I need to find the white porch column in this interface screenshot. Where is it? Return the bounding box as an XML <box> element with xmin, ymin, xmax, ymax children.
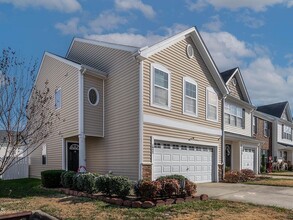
<box><xmin>79</xmin><ymin>134</ymin><xmax>86</xmax><ymax>172</ymax></box>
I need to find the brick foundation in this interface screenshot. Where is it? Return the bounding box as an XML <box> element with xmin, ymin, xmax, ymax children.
<box><xmin>142</xmin><ymin>164</ymin><xmax>152</xmax><ymax>180</ymax></box>
<box><xmin>218</xmin><ymin>164</ymin><xmax>224</xmax><ymax>182</ymax></box>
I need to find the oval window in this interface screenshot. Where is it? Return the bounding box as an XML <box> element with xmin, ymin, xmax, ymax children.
<box><xmin>88</xmin><ymin>88</ymin><xmax>99</xmax><ymax>106</ymax></box>
<box><xmin>186</xmin><ymin>44</ymin><xmax>194</xmax><ymax>58</ymax></box>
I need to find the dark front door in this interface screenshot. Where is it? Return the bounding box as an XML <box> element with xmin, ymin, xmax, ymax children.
<box><xmin>68</xmin><ymin>142</ymin><xmax>79</xmax><ymax>172</ymax></box>
<box><xmin>225</xmin><ymin>144</ymin><xmax>232</xmax><ymax>172</ymax></box>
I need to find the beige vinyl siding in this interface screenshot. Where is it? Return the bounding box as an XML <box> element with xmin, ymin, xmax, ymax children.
<box><xmin>227</xmin><ymin>76</ymin><xmax>244</xmax><ymax>100</ymax></box>
<box><xmin>143</xmin><ymin>123</ymin><xmax>222</xmax><ymax>164</ymax></box>
<box><xmin>30</xmin><ymin>55</ymin><xmax>80</xmax><ymax>178</ymax></box>
<box><xmin>225</xmin><ymin>108</ymin><xmax>252</xmax><ymax>137</ymax></box>
<box><xmin>84</xmin><ymin>74</ymin><xmax>103</xmax><ymax>137</ymax></box>
<box><xmin>143</xmin><ymin>37</ymin><xmax>222</xmax><ymax>129</ymax></box>
<box><xmin>68</xmin><ymin>41</ymin><xmax>140</xmax><ymax>180</ymax></box>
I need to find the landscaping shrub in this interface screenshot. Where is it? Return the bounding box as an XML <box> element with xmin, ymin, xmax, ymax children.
<box><xmin>71</xmin><ymin>173</ymin><xmax>97</xmax><ymax>193</ymax></box>
<box><xmin>185</xmin><ymin>179</ymin><xmax>197</xmax><ymax>196</ymax></box>
<box><xmin>138</xmin><ymin>180</ymin><xmax>162</xmax><ymax>200</ymax></box>
<box><xmin>159</xmin><ymin>179</ymin><xmax>180</xmax><ymax>197</ymax></box>
<box><xmin>95</xmin><ymin>174</ymin><xmax>112</xmax><ymax>196</ymax></box>
<box><xmin>240</xmin><ymin>169</ymin><xmax>256</xmax><ymax>181</ymax></box>
<box><xmin>156</xmin><ymin>174</ymin><xmax>186</xmax><ymax>182</ymax></box>
<box><xmin>224</xmin><ymin>170</ymin><xmax>241</xmax><ymax>183</ymax></box>
<box><xmin>133</xmin><ymin>180</ymin><xmax>143</xmax><ymax>197</ymax></box>
<box><xmin>41</xmin><ymin>170</ymin><xmax>64</xmax><ymax>188</ymax></box>
<box><xmin>109</xmin><ymin>176</ymin><xmax>131</xmax><ymax>198</ymax></box>
<box><xmin>61</xmin><ymin>171</ymin><xmax>76</xmax><ymax>188</ymax></box>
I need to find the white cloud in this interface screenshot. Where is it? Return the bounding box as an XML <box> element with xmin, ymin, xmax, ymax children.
<box><xmin>0</xmin><ymin>0</ymin><xmax>81</xmax><ymax>13</ymax></box>
<box><xmin>186</xmin><ymin>0</ymin><xmax>293</xmax><ymax>12</ymax></box>
<box><xmin>115</xmin><ymin>0</ymin><xmax>155</xmax><ymax>19</ymax></box>
<box><xmin>202</xmin><ymin>15</ymin><xmax>223</xmax><ymax>31</ymax></box>
<box><xmin>238</xmin><ymin>13</ymin><xmax>265</xmax><ymax>29</ymax></box>
<box><xmin>55</xmin><ymin>18</ymin><xmax>86</xmax><ymax>35</ymax></box>
<box><xmin>200</xmin><ymin>31</ymin><xmax>255</xmax><ymax>70</ymax></box>
<box><xmin>89</xmin><ymin>11</ymin><xmax>127</xmax><ymax>34</ymax></box>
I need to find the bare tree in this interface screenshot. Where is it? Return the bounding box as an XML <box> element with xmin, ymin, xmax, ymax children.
<box><xmin>0</xmin><ymin>48</ymin><xmax>57</xmax><ymax>176</ymax></box>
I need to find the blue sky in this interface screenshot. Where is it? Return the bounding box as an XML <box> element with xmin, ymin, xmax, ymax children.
<box><xmin>1</xmin><ymin>0</ymin><xmax>293</xmax><ymax>108</ymax></box>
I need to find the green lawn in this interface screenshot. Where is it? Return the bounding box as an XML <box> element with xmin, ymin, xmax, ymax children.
<box><xmin>1</xmin><ymin>178</ymin><xmax>293</xmax><ymax>219</ymax></box>
<box><xmin>246</xmin><ymin>178</ymin><xmax>293</xmax><ymax>187</ymax></box>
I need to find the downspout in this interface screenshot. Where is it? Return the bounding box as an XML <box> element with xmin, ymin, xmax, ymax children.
<box><xmin>221</xmin><ymin>95</ymin><xmax>227</xmax><ymax>181</ymax></box>
<box><xmin>138</xmin><ymin>60</ymin><xmax>144</xmax><ymax>180</ymax></box>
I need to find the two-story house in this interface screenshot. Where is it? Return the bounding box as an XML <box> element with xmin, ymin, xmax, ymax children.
<box><xmin>29</xmin><ymin>27</ymin><xmax>229</xmax><ymax>183</ymax></box>
<box><xmin>257</xmin><ymin>102</ymin><xmax>293</xmax><ymax>165</ymax></box>
<box><xmin>220</xmin><ymin>68</ymin><xmax>263</xmax><ymax>173</ymax></box>
<box><xmin>252</xmin><ymin>111</ymin><xmax>273</xmax><ymax>169</ymax></box>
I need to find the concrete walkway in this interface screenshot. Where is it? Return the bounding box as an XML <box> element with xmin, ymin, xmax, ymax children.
<box><xmin>197</xmin><ymin>183</ymin><xmax>293</xmax><ymax>209</ymax></box>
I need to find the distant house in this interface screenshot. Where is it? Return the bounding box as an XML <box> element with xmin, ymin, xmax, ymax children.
<box><xmin>257</xmin><ymin>102</ymin><xmax>293</xmax><ymax>164</ymax></box>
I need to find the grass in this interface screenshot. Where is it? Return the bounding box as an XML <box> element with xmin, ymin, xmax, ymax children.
<box><xmin>268</xmin><ymin>171</ymin><xmax>293</xmax><ymax>177</ymax></box>
<box><xmin>0</xmin><ymin>178</ymin><xmax>59</xmax><ymax>198</ymax></box>
<box><xmin>1</xmin><ymin>178</ymin><xmax>293</xmax><ymax>219</ymax></box>
<box><xmin>246</xmin><ymin>178</ymin><xmax>293</xmax><ymax>187</ymax></box>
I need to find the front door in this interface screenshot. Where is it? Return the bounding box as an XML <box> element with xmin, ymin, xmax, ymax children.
<box><xmin>225</xmin><ymin>144</ymin><xmax>232</xmax><ymax>172</ymax></box>
<box><xmin>68</xmin><ymin>142</ymin><xmax>79</xmax><ymax>172</ymax></box>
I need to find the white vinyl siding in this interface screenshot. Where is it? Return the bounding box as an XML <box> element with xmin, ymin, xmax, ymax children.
<box><xmin>55</xmin><ymin>88</ymin><xmax>61</xmax><ymax>110</ymax></box>
<box><xmin>183</xmin><ymin>77</ymin><xmax>197</xmax><ymax>116</ymax></box>
<box><xmin>151</xmin><ymin>63</ymin><xmax>171</xmax><ymax>110</ymax></box>
<box><xmin>225</xmin><ymin>102</ymin><xmax>243</xmax><ymax>128</ymax></box>
<box><xmin>206</xmin><ymin>87</ymin><xmax>218</xmax><ymax>122</ymax></box>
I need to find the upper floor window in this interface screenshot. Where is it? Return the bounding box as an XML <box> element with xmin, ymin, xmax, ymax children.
<box><xmin>42</xmin><ymin>144</ymin><xmax>47</xmax><ymax>165</ymax></box>
<box><xmin>253</xmin><ymin>116</ymin><xmax>257</xmax><ymax>134</ymax></box>
<box><xmin>282</xmin><ymin>125</ymin><xmax>292</xmax><ymax>140</ymax></box>
<box><xmin>55</xmin><ymin>88</ymin><xmax>61</xmax><ymax>110</ymax></box>
<box><xmin>264</xmin><ymin>121</ymin><xmax>269</xmax><ymax>137</ymax></box>
<box><xmin>151</xmin><ymin>64</ymin><xmax>171</xmax><ymax>110</ymax></box>
<box><xmin>183</xmin><ymin>77</ymin><xmax>197</xmax><ymax>116</ymax></box>
<box><xmin>225</xmin><ymin>102</ymin><xmax>244</xmax><ymax>128</ymax></box>
<box><xmin>206</xmin><ymin>87</ymin><xmax>218</xmax><ymax>121</ymax></box>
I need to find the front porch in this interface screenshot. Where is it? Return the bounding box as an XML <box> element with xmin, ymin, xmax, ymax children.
<box><xmin>224</xmin><ymin>132</ymin><xmax>263</xmax><ymax>173</ymax></box>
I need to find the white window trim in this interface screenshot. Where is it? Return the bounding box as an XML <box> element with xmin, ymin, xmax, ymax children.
<box><xmin>183</xmin><ymin>77</ymin><xmax>198</xmax><ymax>117</ymax></box>
<box><xmin>206</xmin><ymin>87</ymin><xmax>218</xmax><ymax>122</ymax></box>
<box><xmin>150</xmin><ymin>63</ymin><xmax>171</xmax><ymax>110</ymax></box>
<box><xmin>264</xmin><ymin>121</ymin><xmax>268</xmax><ymax>137</ymax></box>
<box><xmin>55</xmin><ymin>87</ymin><xmax>62</xmax><ymax>110</ymax></box>
<box><xmin>224</xmin><ymin>102</ymin><xmax>243</xmax><ymax>128</ymax></box>
<box><xmin>87</xmin><ymin>87</ymin><xmax>100</xmax><ymax>106</ymax></box>
<box><xmin>42</xmin><ymin>143</ymin><xmax>47</xmax><ymax>165</ymax></box>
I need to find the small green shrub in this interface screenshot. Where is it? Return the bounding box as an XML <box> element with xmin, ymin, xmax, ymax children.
<box><xmin>138</xmin><ymin>180</ymin><xmax>162</xmax><ymax>200</ymax></box>
<box><xmin>95</xmin><ymin>175</ymin><xmax>112</xmax><ymax>196</ymax></box>
<box><xmin>41</xmin><ymin>170</ymin><xmax>64</xmax><ymax>188</ymax></box>
<box><xmin>109</xmin><ymin>176</ymin><xmax>131</xmax><ymax>198</ymax></box>
<box><xmin>61</xmin><ymin>171</ymin><xmax>76</xmax><ymax>188</ymax></box>
<box><xmin>156</xmin><ymin>174</ymin><xmax>186</xmax><ymax>182</ymax></box>
<box><xmin>71</xmin><ymin>173</ymin><xmax>97</xmax><ymax>193</ymax></box>
<box><xmin>133</xmin><ymin>180</ymin><xmax>143</xmax><ymax>197</ymax></box>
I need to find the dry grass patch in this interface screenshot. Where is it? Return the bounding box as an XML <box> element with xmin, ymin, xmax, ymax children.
<box><xmin>246</xmin><ymin>178</ymin><xmax>293</xmax><ymax>187</ymax></box>
<box><xmin>268</xmin><ymin>172</ymin><xmax>293</xmax><ymax>177</ymax></box>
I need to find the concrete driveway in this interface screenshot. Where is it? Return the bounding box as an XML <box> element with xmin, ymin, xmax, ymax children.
<box><xmin>197</xmin><ymin>183</ymin><xmax>293</xmax><ymax>209</ymax></box>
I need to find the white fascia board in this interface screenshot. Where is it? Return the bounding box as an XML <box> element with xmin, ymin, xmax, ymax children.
<box><xmin>226</xmin><ymin>95</ymin><xmax>255</xmax><ymax>110</ymax></box>
<box><xmin>253</xmin><ymin>111</ymin><xmax>275</xmax><ymax>122</ymax></box>
<box><xmin>225</xmin><ymin>68</ymin><xmax>238</xmax><ymax>85</ymax></box>
<box><xmin>285</xmin><ymin>103</ymin><xmax>293</xmax><ymax>122</ymax></box>
<box><xmin>44</xmin><ymin>52</ymin><xmax>82</xmax><ymax>70</ymax></box>
<box><xmin>143</xmin><ymin>114</ymin><xmax>222</xmax><ymax>136</ymax></box>
<box><xmin>71</xmin><ymin>38</ymin><xmax>139</xmax><ymax>53</ymax></box>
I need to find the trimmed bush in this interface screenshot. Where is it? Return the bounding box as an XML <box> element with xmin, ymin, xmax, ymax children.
<box><xmin>41</xmin><ymin>170</ymin><xmax>64</xmax><ymax>188</ymax></box>
<box><xmin>224</xmin><ymin>170</ymin><xmax>241</xmax><ymax>183</ymax></box>
<box><xmin>71</xmin><ymin>173</ymin><xmax>97</xmax><ymax>193</ymax></box>
<box><xmin>110</xmin><ymin>176</ymin><xmax>131</xmax><ymax>198</ymax></box>
<box><xmin>185</xmin><ymin>179</ymin><xmax>197</xmax><ymax>196</ymax></box>
<box><xmin>159</xmin><ymin>179</ymin><xmax>180</xmax><ymax>197</ymax></box>
<box><xmin>138</xmin><ymin>180</ymin><xmax>162</xmax><ymax>200</ymax></box>
<box><xmin>61</xmin><ymin>171</ymin><xmax>76</xmax><ymax>188</ymax></box>
<box><xmin>95</xmin><ymin>174</ymin><xmax>112</xmax><ymax>196</ymax></box>
<box><xmin>156</xmin><ymin>174</ymin><xmax>186</xmax><ymax>182</ymax></box>
<box><xmin>240</xmin><ymin>169</ymin><xmax>256</xmax><ymax>182</ymax></box>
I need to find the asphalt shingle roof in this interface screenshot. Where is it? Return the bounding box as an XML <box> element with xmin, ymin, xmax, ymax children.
<box><xmin>257</xmin><ymin>101</ymin><xmax>288</xmax><ymax>118</ymax></box>
<box><xmin>220</xmin><ymin>68</ymin><xmax>238</xmax><ymax>83</ymax></box>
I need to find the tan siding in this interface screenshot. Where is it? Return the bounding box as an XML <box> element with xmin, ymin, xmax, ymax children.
<box><xmin>68</xmin><ymin>41</ymin><xmax>139</xmax><ymax>180</ymax></box>
<box><xmin>227</xmin><ymin>76</ymin><xmax>244</xmax><ymax>100</ymax></box>
<box><xmin>84</xmin><ymin>74</ymin><xmax>103</xmax><ymax>137</ymax></box>
<box><xmin>30</xmin><ymin>55</ymin><xmax>79</xmax><ymax>178</ymax></box>
<box><xmin>143</xmin><ymin>123</ymin><xmax>222</xmax><ymax>164</ymax></box>
<box><xmin>143</xmin><ymin>37</ymin><xmax>222</xmax><ymax>129</ymax></box>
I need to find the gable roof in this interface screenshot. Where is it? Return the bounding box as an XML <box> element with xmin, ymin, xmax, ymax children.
<box><xmin>257</xmin><ymin>101</ymin><xmax>292</xmax><ymax>121</ymax></box>
<box><xmin>220</xmin><ymin>67</ymin><xmax>251</xmax><ymax>104</ymax></box>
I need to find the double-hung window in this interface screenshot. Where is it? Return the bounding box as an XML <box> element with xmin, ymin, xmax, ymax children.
<box><xmin>206</xmin><ymin>88</ymin><xmax>218</xmax><ymax>121</ymax></box>
<box><xmin>151</xmin><ymin>64</ymin><xmax>170</xmax><ymax>109</ymax></box>
<box><xmin>225</xmin><ymin>102</ymin><xmax>244</xmax><ymax>128</ymax></box>
<box><xmin>264</xmin><ymin>121</ymin><xmax>269</xmax><ymax>137</ymax></box>
<box><xmin>55</xmin><ymin>88</ymin><xmax>61</xmax><ymax>110</ymax></box>
<box><xmin>42</xmin><ymin>144</ymin><xmax>47</xmax><ymax>165</ymax></box>
<box><xmin>183</xmin><ymin>77</ymin><xmax>197</xmax><ymax>116</ymax></box>
<box><xmin>283</xmin><ymin>125</ymin><xmax>292</xmax><ymax>140</ymax></box>
<box><xmin>253</xmin><ymin>116</ymin><xmax>257</xmax><ymax>134</ymax></box>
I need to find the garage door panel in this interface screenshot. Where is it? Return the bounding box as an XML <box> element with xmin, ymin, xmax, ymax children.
<box><xmin>153</xmin><ymin>141</ymin><xmax>215</xmax><ymax>183</ymax></box>
<box><xmin>242</xmin><ymin>147</ymin><xmax>255</xmax><ymax>171</ymax></box>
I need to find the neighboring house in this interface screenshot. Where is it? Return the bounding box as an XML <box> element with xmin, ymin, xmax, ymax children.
<box><xmin>220</xmin><ymin>68</ymin><xmax>263</xmax><ymax>173</ymax></box>
<box><xmin>252</xmin><ymin>111</ymin><xmax>274</xmax><ymax>168</ymax></box>
<box><xmin>257</xmin><ymin>102</ymin><xmax>293</xmax><ymax>164</ymax></box>
<box><xmin>29</xmin><ymin>27</ymin><xmax>229</xmax><ymax>183</ymax></box>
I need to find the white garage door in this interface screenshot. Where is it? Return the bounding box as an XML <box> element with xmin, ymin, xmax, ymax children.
<box><xmin>242</xmin><ymin>148</ymin><xmax>255</xmax><ymax>171</ymax></box>
<box><xmin>153</xmin><ymin>141</ymin><xmax>215</xmax><ymax>183</ymax></box>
